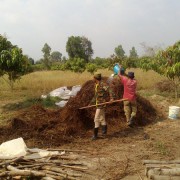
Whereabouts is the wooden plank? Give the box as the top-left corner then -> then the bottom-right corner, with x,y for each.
143,160 -> 180,165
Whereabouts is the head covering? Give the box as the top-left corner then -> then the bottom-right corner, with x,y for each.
94,73 -> 101,80
120,67 -> 125,75
128,72 -> 135,79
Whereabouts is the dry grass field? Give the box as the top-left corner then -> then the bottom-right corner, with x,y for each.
0,68 -> 166,102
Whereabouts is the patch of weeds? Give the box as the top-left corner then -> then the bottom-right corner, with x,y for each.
2,98 -> 42,111
155,141 -> 170,155
2,96 -> 61,112
41,95 -> 61,108
138,89 -> 157,97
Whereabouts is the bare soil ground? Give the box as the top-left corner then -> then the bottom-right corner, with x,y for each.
0,79 -> 179,179
58,95 -> 180,180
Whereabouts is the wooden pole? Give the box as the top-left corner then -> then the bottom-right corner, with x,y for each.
143,160 -> 180,165
79,98 -> 127,109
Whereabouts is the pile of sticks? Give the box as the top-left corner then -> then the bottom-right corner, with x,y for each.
0,149 -> 91,180
143,160 -> 180,180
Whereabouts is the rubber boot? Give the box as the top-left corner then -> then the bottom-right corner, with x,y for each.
92,128 -> 98,140
128,117 -> 134,127
102,125 -> 107,135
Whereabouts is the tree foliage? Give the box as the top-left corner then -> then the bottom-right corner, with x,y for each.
0,47 -> 31,89
51,51 -> 62,62
42,43 -> 51,70
92,57 -> 109,68
114,45 -> 125,58
69,58 -> 86,73
138,41 -> 180,99
66,36 -> 93,62
129,47 -> 138,58
86,63 -> 97,74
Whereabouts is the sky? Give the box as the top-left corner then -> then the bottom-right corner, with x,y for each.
0,0 -> 180,60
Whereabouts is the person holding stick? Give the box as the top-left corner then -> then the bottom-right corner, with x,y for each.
90,73 -> 114,140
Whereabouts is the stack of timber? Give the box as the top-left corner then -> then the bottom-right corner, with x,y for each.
143,160 -> 180,180
0,148 -> 93,180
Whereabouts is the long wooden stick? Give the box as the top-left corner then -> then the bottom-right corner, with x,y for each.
79,98 -> 127,109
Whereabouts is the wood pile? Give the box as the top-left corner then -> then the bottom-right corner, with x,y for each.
143,160 -> 180,180
0,148 -> 93,180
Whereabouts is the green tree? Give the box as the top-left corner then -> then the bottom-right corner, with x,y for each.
51,51 -> 62,62
69,58 -> 86,73
66,36 -> 93,62
129,47 -> 138,58
138,41 -> 180,99
114,45 -> 125,58
0,47 -> 30,89
42,43 -> 51,69
28,57 -> 35,65
0,34 -> 14,52
93,57 -> 109,68
86,63 -> 97,74
0,35 -> 13,77
81,36 -> 93,62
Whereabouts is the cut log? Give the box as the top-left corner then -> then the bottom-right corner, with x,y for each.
46,149 -> 86,153
61,164 -> 88,171
42,166 -> 82,177
17,163 -> 53,169
45,173 -> 64,180
145,165 -> 180,176
143,160 -> 180,165
0,156 -> 23,166
153,168 -> 180,176
149,175 -> 180,180
42,177 -> 56,180
146,164 -> 180,168
44,170 -> 77,180
5,165 -> 46,177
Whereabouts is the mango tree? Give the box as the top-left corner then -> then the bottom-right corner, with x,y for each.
138,41 -> 180,99
0,47 -> 30,90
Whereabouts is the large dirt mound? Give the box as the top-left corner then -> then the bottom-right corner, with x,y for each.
1,78 -> 157,147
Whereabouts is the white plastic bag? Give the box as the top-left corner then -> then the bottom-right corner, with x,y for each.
69,85 -> 81,96
55,100 -> 68,107
0,137 -> 27,159
49,86 -> 67,97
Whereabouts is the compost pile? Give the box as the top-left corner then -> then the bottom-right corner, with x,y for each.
1,78 -> 157,147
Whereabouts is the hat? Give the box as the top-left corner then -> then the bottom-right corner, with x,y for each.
94,73 -> 101,80
120,68 -> 125,75
128,72 -> 134,79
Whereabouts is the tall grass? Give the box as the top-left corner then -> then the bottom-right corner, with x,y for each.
0,69 -> 166,102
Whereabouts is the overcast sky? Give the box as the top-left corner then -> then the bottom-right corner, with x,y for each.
0,0 -> 180,60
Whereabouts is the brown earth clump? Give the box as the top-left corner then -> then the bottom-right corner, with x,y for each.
1,77 -> 157,147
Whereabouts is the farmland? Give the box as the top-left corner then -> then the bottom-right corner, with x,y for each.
0,69 -> 179,179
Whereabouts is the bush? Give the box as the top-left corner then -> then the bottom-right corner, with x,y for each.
155,80 -> 175,92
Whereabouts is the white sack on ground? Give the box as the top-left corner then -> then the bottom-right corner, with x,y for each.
68,85 -> 81,96
48,85 -> 81,99
41,85 -> 81,106
49,86 -> 68,97
0,137 -> 27,159
55,100 -> 68,107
